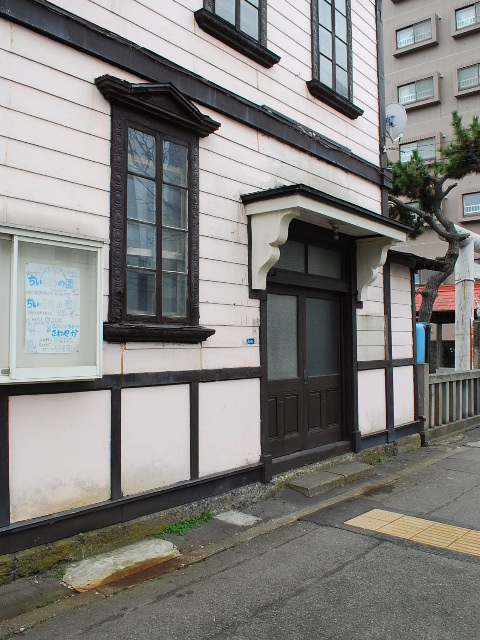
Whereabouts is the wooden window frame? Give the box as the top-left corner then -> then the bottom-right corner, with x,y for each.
307,0 -> 363,120
96,75 -> 219,343
195,0 -> 280,68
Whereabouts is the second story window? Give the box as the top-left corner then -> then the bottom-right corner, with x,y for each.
458,64 -> 480,90
400,138 -> 436,164
456,3 -> 480,30
463,192 -> 480,216
215,0 -> 259,40
398,77 -> 434,106
396,20 -> 432,49
307,0 -> 363,119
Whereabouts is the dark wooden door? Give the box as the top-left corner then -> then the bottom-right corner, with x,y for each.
267,287 -> 343,458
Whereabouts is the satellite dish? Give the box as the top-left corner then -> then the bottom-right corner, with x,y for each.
385,103 -> 407,143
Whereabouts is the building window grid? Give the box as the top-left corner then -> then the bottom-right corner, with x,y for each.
458,63 -> 480,90
398,77 -> 434,105
456,3 -> 480,30
399,138 -> 436,164
214,0 -> 260,40
463,192 -> 480,215
396,20 -> 432,49
318,0 -> 350,99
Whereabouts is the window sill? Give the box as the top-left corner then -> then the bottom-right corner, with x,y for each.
393,39 -> 438,57
103,323 -> 216,344
455,84 -> 480,99
194,9 -> 280,68
306,80 -> 363,120
402,96 -> 440,111
453,22 -> 480,39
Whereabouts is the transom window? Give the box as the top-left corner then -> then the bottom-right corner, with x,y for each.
400,138 -> 436,163
456,3 -> 480,30
214,0 -> 259,40
126,128 -> 189,320
458,64 -> 480,90
317,0 -> 349,98
396,20 -> 432,49
398,77 -> 434,105
463,192 -> 480,215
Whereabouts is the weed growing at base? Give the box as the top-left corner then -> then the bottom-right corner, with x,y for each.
156,512 -> 212,538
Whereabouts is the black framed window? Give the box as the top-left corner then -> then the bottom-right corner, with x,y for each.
194,0 -> 280,68
96,75 -> 220,343
307,0 -> 363,119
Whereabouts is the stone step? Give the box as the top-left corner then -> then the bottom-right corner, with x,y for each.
287,462 -> 375,498
63,539 -> 180,592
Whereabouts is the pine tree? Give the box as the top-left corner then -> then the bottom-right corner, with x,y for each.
388,112 -> 480,322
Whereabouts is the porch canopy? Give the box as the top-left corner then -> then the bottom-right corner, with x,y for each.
241,184 -> 410,301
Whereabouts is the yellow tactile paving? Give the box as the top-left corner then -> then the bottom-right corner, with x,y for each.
344,509 -> 480,557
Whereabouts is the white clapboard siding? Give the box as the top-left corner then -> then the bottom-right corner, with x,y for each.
200,281 -> 257,308
357,269 -> 385,361
201,325 -> 259,349
199,258 -> 249,286
200,215 -> 248,245
41,0 -> 380,164
200,236 -> 248,265
200,346 -> 260,370
199,302 -> 260,328
390,264 -> 413,360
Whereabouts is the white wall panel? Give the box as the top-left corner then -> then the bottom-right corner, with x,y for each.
357,269 -> 385,361
358,369 -> 387,435
393,366 -> 415,427
121,385 -> 190,495
199,378 -> 261,476
391,264 -> 413,360
9,391 -> 111,522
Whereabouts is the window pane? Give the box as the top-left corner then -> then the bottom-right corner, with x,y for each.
308,246 -> 342,278
215,0 -> 235,24
163,273 -> 187,318
459,65 -> 479,90
276,240 -> 305,272
335,38 -> 347,70
240,0 -> 259,39
128,128 -> 156,179
336,0 -> 346,16
163,142 -> 188,187
456,5 -> 476,29
319,0 -> 332,30
127,269 -> 156,316
418,138 -> 436,160
267,294 -> 298,380
306,298 -> 339,377
127,175 -> 156,223
335,10 -> 347,42
416,77 -> 434,101
319,26 -> 332,58
414,20 -> 432,43
397,26 -> 414,49
336,65 -> 348,97
477,3 -> 480,21
127,221 -> 156,269
320,55 -> 333,88
163,185 -> 188,230
162,229 -> 188,273
0,238 -> 10,371
400,141 -> 416,163
398,83 -> 415,104
464,193 -> 480,215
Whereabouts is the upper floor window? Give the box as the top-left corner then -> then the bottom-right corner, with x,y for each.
307,0 -> 363,119
194,1 -> 280,68
463,192 -> 480,216
456,3 -> 480,30
398,77 -> 434,106
396,20 -> 432,49
458,63 -> 480,90
96,75 -> 220,343
400,138 -> 436,163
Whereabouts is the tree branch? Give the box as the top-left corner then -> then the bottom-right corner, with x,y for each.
388,195 -> 453,241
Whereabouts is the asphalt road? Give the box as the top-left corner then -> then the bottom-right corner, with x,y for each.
13,440 -> 480,639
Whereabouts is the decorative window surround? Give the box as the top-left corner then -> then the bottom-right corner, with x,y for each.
453,2 -> 480,38
241,185 -> 408,300
393,15 -> 438,57
194,1 -> 280,68
96,75 -> 219,344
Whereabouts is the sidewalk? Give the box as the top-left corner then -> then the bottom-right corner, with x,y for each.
1,428 -> 479,638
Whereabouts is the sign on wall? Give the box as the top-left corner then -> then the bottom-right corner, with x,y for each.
25,263 -> 81,355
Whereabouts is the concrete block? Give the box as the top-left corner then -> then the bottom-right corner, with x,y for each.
287,471 -> 344,497
214,511 -> 260,527
327,462 -> 375,483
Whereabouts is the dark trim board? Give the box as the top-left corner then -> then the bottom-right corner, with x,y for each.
0,465 -> 263,555
0,0 -> 389,189
0,396 -> 9,528
360,420 -> 422,448
271,441 -> 352,475
110,385 -> 122,501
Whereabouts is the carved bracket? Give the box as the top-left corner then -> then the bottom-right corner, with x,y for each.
356,237 -> 397,302
248,209 -> 300,290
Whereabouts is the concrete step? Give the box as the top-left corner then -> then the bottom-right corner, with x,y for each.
287,462 -> 375,498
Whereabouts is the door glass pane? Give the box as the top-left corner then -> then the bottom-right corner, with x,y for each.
308,246 -> 342,278
276,240 -> 305,272
127,269 -> 156,315
267,294 -> 298,380
127,175 -> 156,223
128,128 -> 156,178
306,298 -> 339,377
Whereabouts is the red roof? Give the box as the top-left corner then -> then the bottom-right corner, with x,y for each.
415,283 -> 480,313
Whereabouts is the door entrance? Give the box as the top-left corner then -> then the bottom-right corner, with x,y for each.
267,286 -> 343,458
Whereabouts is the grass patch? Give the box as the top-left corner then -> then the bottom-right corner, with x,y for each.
54,568 -> 66,581
156,512 -> 212,538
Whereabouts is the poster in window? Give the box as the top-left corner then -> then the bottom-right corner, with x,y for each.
25,263 -> 81,354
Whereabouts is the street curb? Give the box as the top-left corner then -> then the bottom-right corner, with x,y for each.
0,445 -> 458,639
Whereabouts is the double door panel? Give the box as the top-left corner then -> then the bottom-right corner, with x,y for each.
267,288 -> 343,457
